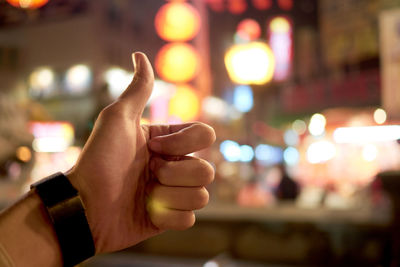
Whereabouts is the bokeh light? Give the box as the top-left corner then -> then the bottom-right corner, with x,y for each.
168,84 -> 200,122
29,67 -> 55,96
16,146 -> 32,162
225,42 -> 275,85
155,2 -> 201,42
104,67 -> 133,99
308,113 -> 326,136
240,145 -> 255,162
233,85 -> 253,113
277,0 -> 293,10
155,43 -> 200,83
306,140 -> 336,164
202,96 -> 229,120
252,0 -> 272,10
283,146 -> 299,166
284,129 -> 299,146
374,108 -> 387,124
228,0 -> 247,14
255,144 -> 283,165
6,0 -> 48,9
292,119 -> 307,135
333,125 -> 400,143
220,140 -> 241,162
237,19 -> 261,41
65,64 -> 91,93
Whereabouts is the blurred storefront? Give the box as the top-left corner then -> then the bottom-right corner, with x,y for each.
2,0 -> 400,266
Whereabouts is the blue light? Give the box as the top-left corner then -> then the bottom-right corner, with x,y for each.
240,145 -> 254,162
233,85 -> 253,113
220,140 -> 241,162
255,144 -> 283,165
283,146 -> 299,166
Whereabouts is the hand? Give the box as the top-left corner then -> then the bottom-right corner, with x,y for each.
67,53 -> 216,253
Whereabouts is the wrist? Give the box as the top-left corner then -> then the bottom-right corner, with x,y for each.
0,190 -> 63,267
32,172 -> 95,266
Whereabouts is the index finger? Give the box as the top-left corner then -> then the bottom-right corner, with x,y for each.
148,122 -> 216,156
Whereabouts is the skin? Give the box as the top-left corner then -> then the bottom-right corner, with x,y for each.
0,52 -> 216,266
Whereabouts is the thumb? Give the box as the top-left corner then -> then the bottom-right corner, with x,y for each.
118,52 -> 154,117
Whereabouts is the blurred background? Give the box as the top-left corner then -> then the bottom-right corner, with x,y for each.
1,0 -> 400,266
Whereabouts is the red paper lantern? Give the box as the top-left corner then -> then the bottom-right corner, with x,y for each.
155,2 -> 201,42
155,43 -> 200,83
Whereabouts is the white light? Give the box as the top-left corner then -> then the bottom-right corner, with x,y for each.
306,140 -> 336,164
65,64 -> 91,93
32,137 -> 70,153
220,140 -> 241,162
240,145 -> 254,162
29,67 -> 55,94
284,146 -> 299,166
147,80 -> 176,106
374,108 -> 387,124
255,144 -> 283,165
105,68 -> 133,99
202,96 -> 229,120
362,144 -> 378,162
284,129 -> 299,146
308,113 -> 326,136
333,125 -> 400,143
203,261 -> 219,267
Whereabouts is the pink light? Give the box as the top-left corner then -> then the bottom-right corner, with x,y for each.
268,16 -> 293,81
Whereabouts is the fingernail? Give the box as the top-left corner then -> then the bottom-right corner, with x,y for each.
149,140 -> 161,152
132,52 -> 140,70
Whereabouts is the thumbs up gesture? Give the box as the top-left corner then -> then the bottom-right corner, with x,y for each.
67,53 -> 216,253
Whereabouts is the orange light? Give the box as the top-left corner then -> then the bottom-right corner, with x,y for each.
169,84 -> 200,121
237,19 -> 261,41
252,0 -> 272,10
6,0 -> 48,9
155,43 -> 200,83
155,2 -> 201,42
278,0 -> 293,10
16,146 -> 32,162
225,42 -> 275,85
228,0 -> 247,14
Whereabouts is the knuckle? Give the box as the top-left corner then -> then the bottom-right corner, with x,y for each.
177,212 -> 195,230
196,159 -> 215,185
193,187 -> 209,209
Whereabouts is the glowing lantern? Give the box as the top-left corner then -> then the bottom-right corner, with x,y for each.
206,0 -> 224,12
268,16 -> 293,81
225,42 -> 275,85
237,19 -> 261,41
252,0 -> 272,10
278,0 -> 293,10
6,0 -> 48,9
155,2 -> 201,42
228,0 -> 247,14
168,84 -> 200,121
155,43 -> 200,83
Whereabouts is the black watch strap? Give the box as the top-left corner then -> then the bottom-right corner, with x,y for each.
31,172 -> 95,266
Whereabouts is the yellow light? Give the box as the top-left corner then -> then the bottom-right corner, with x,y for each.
155,2 -> 201,42
140,118 -> 150,125
155,43 -> 200,83
6,0 -> 48,9
16,146 -> 32,162
169,84 -> 200,121
269,17 -> 291,33
292,119 -> 307,135
373,108 -> 387,124
224,42 -> 275,85
29,67 -> 54,91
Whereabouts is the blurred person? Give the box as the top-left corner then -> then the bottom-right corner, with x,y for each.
0,53 -> 216,267
276,164 -> 299,201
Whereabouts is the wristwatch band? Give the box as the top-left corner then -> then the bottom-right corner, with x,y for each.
31,172 -> 95,266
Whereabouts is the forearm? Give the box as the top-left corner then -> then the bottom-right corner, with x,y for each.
0,190 -> 62,267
